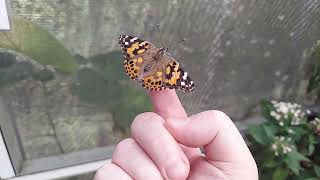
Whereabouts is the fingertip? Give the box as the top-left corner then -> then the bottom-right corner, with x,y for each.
165,111 -> 217,147
94,163 -> 132,180
149,89 -> 187,119
165,110 -> 233,148
165,158 -> 190,180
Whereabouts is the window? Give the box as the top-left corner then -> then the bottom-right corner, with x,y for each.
1,0 -> 320,179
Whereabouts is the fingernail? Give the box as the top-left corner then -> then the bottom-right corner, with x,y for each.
165,160 -> 188,179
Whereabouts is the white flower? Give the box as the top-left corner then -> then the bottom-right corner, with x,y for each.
270,111 -> 277,117
287,129 -> 294,134
269,100 -> 306,126
271,136 -> 295,156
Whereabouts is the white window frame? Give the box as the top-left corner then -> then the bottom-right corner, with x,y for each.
0,129 -> 15,178
0,0 -> 10,30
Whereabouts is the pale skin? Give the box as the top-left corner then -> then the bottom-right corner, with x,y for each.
94,89 -> 258,180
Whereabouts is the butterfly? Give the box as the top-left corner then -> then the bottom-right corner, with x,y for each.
118,35 -> 195,93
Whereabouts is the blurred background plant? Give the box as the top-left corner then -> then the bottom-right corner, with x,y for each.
71,51 -> 152,134
246,100 -> 320,180
305,40 -> 320,101
0,18 -> 151,137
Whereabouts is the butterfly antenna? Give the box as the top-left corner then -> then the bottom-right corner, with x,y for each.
164,38 -> 187,48
156,23 -> 163,47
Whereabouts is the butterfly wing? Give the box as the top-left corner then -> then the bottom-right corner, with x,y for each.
118,35 -> 195,93
119,35 -> 157,80
140,67 -> 165,91
163,55 -> 195,93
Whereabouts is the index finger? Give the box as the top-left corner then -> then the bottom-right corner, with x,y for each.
149,89 -> 187,119
149,89 -> 200,160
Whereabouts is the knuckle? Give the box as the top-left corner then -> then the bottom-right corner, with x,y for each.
207,110 -> 234,127
131,112 -> 163,135
112,138 -> 136,159
94,164 -> 113,180
208,110 -> 229,118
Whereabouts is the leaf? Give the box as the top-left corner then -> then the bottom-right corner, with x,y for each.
284,150 -> 309,175
314,165 -> 320,177
307,135 -> 315,155
260,100 -> 275,120
247,124 -> 270,145
307,42 -> 320,93
289,126 -> 308,141
263,157 -> 281,168
0,18 -> 78,73
272,167 -> 288,180
262,123 -> 278,140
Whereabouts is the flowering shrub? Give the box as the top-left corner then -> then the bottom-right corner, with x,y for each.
247,100 -> 320,180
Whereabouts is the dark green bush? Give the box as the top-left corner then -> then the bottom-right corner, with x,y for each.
247,100 -> 320,180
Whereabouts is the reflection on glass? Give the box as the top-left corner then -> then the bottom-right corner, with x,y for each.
0,0 -> 152,175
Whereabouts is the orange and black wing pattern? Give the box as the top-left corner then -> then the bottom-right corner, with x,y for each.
119,35 -> 154,80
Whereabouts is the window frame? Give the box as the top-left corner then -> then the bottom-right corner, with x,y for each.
0,0 -> 10,30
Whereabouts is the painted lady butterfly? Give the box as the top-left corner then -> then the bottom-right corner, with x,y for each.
118,35 -> 195,93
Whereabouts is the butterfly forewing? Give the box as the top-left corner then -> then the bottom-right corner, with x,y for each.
119,35 -> 157,79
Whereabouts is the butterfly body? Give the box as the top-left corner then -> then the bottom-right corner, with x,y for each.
119,35 -> 194,93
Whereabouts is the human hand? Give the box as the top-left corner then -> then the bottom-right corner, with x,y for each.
94,89 -> 258,180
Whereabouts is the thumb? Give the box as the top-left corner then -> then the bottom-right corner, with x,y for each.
165,110 -> 254,162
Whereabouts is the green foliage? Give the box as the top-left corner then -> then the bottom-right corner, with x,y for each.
71,68 -> 121,106
248,122 -> 277,145
314,165 -> 320,177
306,40 -> 320,93
72,51 -> 152,132
284,150 -> 309,175
272,167 -> 288,180
90,52 -> 127,81
0,51 -> 55,87
0,18 -> 78,73
247,100 -> 320,179
112,88 -> 152,132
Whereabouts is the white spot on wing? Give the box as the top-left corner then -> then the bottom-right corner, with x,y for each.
183,72 -> 188,80
130,37 -> 138,42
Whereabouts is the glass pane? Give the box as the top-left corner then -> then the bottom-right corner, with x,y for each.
1,0 -> 319,178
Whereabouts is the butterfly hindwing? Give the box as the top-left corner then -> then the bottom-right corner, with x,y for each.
140,71 -> 165,91
123,57 -> 144,79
